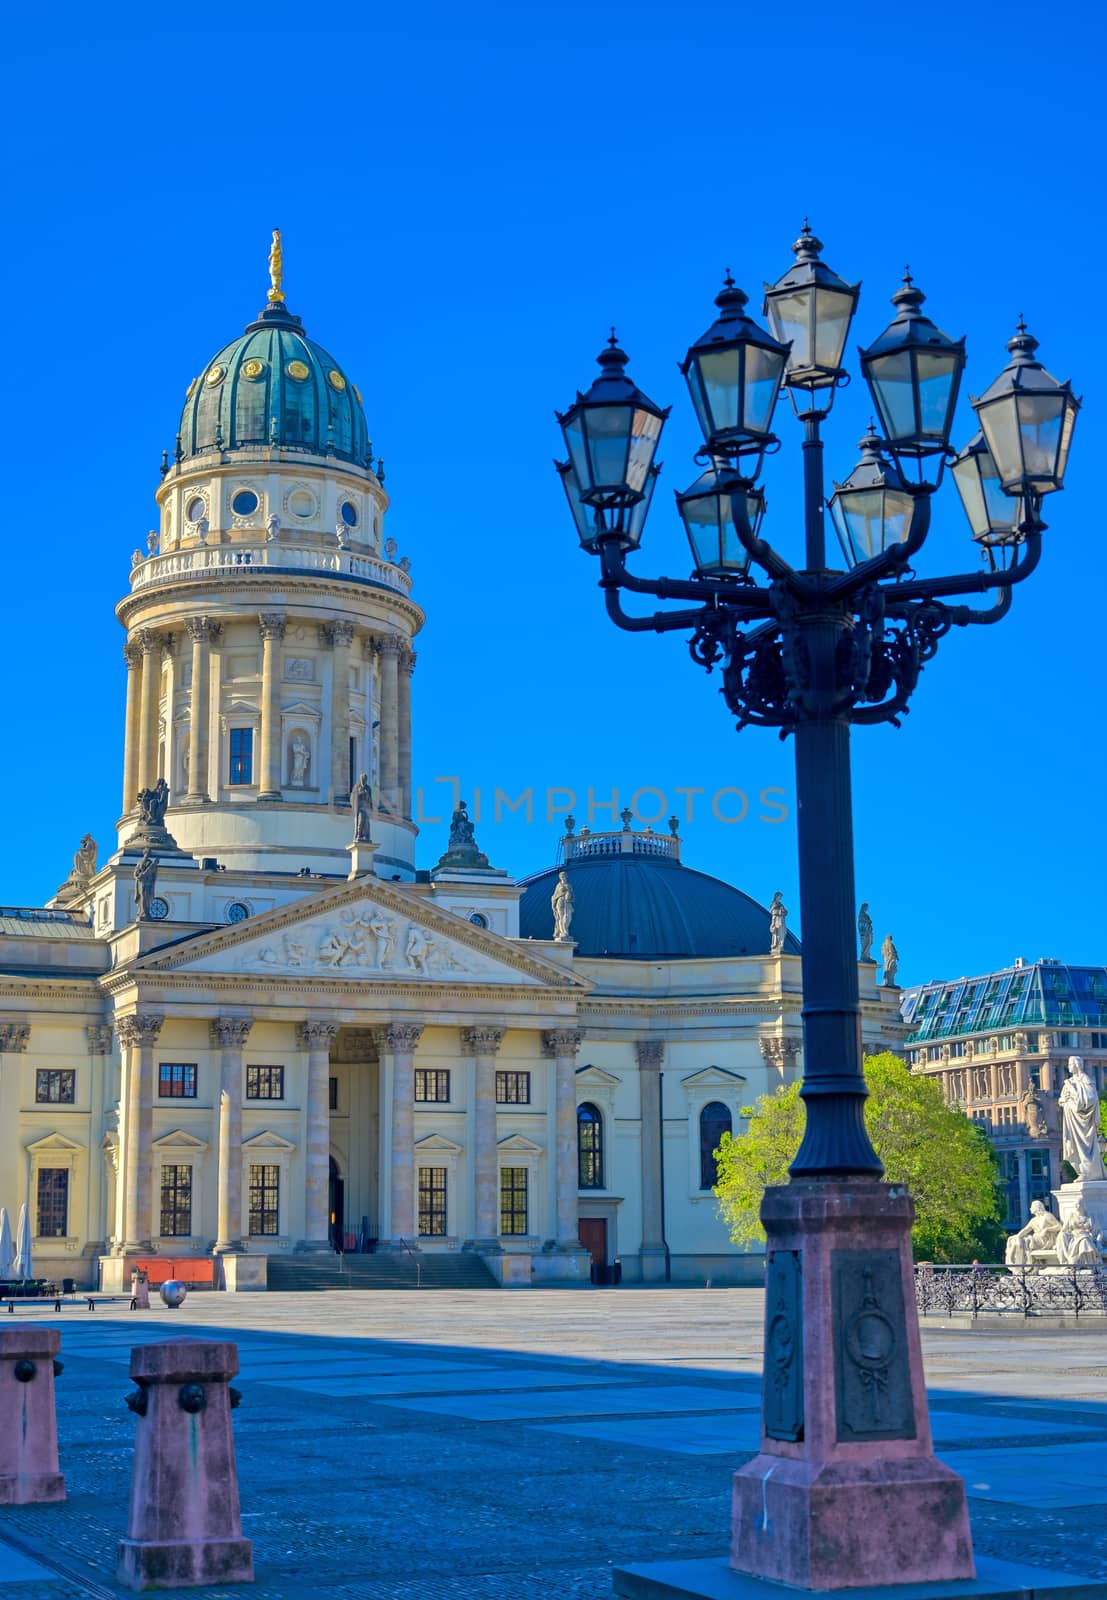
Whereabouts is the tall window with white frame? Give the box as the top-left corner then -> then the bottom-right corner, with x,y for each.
699,1101 -> 733,1189
229,727 -> 254,785
418,1167 -> 447,1237
36,1168 -> 68,1238
249,1164 -> 279,1236
160,1165 -> 193,1237
577,1103 -> 604,1189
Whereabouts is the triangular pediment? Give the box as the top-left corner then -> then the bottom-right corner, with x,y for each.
282,700 -> 320,718
681,1067 -> 747,1090
25,1132 -> 84,1155
152,1129 -> 209,1152
242,1130 -> 296,1152
575,1065 -> 621,1088
414,1132 -> 463,1155
133,875 -> 589,991
497,1132 -> 543,1155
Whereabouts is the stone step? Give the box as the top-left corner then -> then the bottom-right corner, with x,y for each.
266,1253 -> 498,1291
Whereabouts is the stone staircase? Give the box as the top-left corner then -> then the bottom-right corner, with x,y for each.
266,1251 -> 498,1292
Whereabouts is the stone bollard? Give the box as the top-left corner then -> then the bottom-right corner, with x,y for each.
0,1326 -> 65,1504
130,1271 -> 150,1311
118,1340 -> 253,1590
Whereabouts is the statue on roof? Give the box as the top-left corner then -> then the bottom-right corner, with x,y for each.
1059,1056 -> 1107,1181
137,778 -> 169,828
881,934 -> 900,987
552,870 -> 575,943
433,799 -> 493,873
268,227 -> 285,304
134,851 -> 158,920
350,773 -> 373,843
449,801 -> 476,850
769,892 -> 788,955
857,902 -> 874,962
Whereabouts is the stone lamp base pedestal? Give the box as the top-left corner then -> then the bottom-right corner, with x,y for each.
732,1180 -> 973,1592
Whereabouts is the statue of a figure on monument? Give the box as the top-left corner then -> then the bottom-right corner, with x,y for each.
449,800 -> 476,850
73,834 -> 97,881
350,773 -> 373,842
857,902 -> 874,961
1055,1199 -> 1100,1266
134,851 -> 158,920
1003,1200 -> 1061,1267
769,892 -> 787,955
1020,1083 -> 1049,1139
137,777 -> 169,827
290,735 -> 310,787
432,798 -> 494,873
552,870 -> 575,942
1058,1055 -> 1107,1180
881,933 -> 900,987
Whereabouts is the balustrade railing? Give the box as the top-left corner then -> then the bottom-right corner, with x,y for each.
564,829 -> 680,862
130,543 -> 411,597
915,1262 -> 1107,1317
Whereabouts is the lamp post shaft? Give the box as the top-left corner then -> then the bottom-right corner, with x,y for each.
802,414 -> 826,570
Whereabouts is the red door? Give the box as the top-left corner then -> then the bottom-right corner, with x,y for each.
578,1217 -> 608,1266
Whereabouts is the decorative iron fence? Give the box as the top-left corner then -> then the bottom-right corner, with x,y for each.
915,1262 -> 1107,1318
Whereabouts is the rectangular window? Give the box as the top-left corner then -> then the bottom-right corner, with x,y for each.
418,1167 -> 447,1236
329,1076 -> 338,1111
1092,1032 -> 1107,1049
36,1168 -> 68,1238
414,1069 -> 450,1103
35,1069 -> 76,1104
495,1070 -> 531,1104
349,736 -> 358,795
159,1164 -> 193,1237
499,1167 -> 528,1235
248,1164 -> 279,1236
229,727 -> 254,785
246,1065 -> 285,1100
158,1063 -> 197,1099
948,1042 -> 965,1059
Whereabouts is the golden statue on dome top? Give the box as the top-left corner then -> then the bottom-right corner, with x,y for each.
267,228 -> 285,304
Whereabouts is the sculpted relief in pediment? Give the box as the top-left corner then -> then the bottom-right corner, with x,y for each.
250,906 -> 490,980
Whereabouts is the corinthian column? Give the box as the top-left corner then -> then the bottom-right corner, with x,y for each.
185,617 -> 220,804
542,1028 -> 583,1249
320,622 -> 356,807
137,630 -> 166,791
376,1022 -> 424,1247
397,649 -> 416,820
121,641 -> 144,814
257,612 -> 286,801
463,1026 -> 505,1251
376,635 -> 402,813
296,1019 -> 339,1250
636,1039 -> 667,1282
211,1016 -> 253,1253
117,1014 -> 163,1251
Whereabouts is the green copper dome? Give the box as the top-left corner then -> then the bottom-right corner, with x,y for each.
177,301 -> 371,467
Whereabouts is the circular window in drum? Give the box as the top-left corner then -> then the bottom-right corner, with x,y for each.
232,489 -> 259,517
227,901 -> 250,924
288,489 -> 315,518
341,500 -> 359,528
468,912 -> 489,929
186,497 -> 206,524
148,896 -> 170,921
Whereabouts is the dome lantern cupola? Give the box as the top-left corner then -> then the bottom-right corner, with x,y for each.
177,230 -> 372,467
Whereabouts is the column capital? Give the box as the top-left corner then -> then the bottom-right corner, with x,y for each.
117,1014 -> 164,1049
124,640 -> 144,669
374,633 -> 405,658
541,1028 -> 583,1060
139,628 -> 167,656
0,1023 -> 30,1054
319,621 -> 356,649
297,1019 -> 340,1050
258,611 -> 286,642
462,1025 -> 505,1056
185,615 -> 221,644
635,1039 -> 665,1070
86,1024 -> 113,1056
759,1034 -> 802,1064
377,1022 -> 425,1053
401,649 -> 417,675
210,1016 -> 254,1050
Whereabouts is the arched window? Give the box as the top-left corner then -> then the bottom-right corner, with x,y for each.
699,1101 -> 732,1190
577,1102 -> 604,1189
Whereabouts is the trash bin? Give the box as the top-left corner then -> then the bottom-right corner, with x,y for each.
62,1278 -> 75,1295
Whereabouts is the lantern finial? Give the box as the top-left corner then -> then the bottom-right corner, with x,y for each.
1006,318 -> 1039,361
792,221 -> 823,262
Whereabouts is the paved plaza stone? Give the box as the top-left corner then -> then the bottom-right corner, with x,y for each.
0,1289 -> 1104,1597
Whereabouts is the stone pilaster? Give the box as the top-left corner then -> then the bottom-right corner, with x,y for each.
211,1017 -> 253,1254
759,1034 -> 803,1085
86,1025 -> 112,1056
184,618 -> 220,804
375,635 -> 403,813
0,1024 -> 30,1054
462,1026 -> 506,1251
117,1014 -> 163,1251
636,1039 -> 667,1280
542,1028 -> 583,1249
295,1020 -> 339,1250
397,649 -> 416,820
137,630 -> 166,792
257,613 -> 286,801
376,1022 -> 424,1247
320,622 -> 356,807
121,641 -> 144,814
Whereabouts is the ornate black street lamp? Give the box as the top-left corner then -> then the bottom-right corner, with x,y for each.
555,229 -> 1079,1593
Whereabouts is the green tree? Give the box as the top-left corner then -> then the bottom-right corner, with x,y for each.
712,1051 -> 1004,1262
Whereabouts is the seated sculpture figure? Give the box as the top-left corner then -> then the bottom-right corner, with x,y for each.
1056,1199 -> 1101,1267
1004,1200 -> 1061,1268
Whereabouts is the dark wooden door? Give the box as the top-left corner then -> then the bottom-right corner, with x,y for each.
578,1217 -> 607,1265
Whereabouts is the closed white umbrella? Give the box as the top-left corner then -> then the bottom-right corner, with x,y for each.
14,1203 -> 31,1282
0,1208 -> 12,1280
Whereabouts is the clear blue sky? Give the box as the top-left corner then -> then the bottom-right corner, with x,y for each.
3,0 -> 1103,985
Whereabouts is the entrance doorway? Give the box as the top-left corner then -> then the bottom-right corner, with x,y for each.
578,1216 -> 607,1266
329,1156 -> 345,1251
